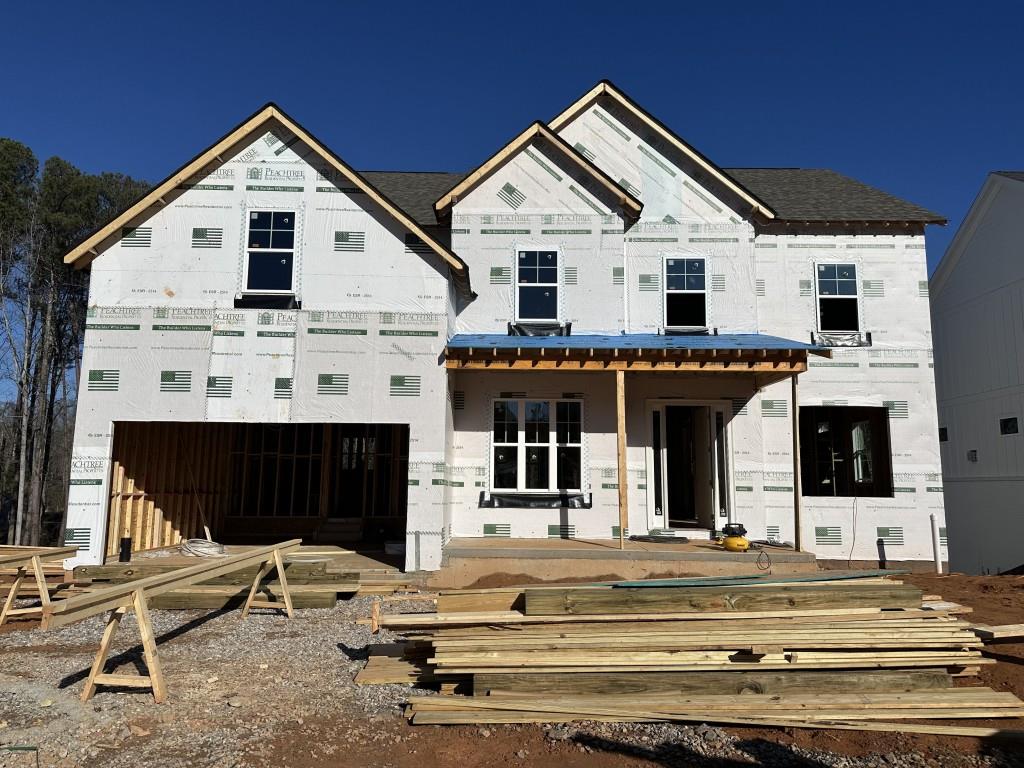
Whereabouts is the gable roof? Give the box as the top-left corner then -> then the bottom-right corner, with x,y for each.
724,168 -> 945,224
63,103 -> 472,295
433,121 -> 643,220
549,80 -> 777,221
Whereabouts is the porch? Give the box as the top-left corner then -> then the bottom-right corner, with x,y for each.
444,332 -> 832,557
432,535 -> 818,588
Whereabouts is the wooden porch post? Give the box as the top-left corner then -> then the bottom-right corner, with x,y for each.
615,370 -> 627,550
791,372 -> 802,552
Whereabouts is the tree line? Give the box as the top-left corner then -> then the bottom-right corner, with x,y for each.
1,138 -> 149,546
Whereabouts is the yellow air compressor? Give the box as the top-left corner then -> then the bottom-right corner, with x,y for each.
720,523 -> 750,553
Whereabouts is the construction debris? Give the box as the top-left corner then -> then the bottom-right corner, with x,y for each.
360,570 -> 1024,738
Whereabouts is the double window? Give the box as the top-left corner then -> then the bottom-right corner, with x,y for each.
246,211 -> 295,292
516,250 -> 558,322
799,406 -> 893,497
816,263 -> 859,333
492,399 -> 582,492
664,256 -> 707,330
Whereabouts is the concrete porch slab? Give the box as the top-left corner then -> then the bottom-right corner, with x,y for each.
432,537 -> 819,589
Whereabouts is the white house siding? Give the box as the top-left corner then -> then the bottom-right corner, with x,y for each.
67,127 -> 451,569
932,175 -> 1024,573
755,232 -> 945,562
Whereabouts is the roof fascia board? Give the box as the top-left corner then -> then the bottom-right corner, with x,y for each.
63,105 -> 471,295
929,173 -> 1005,299
434,121 -> 642,220
549,81 -> 777,220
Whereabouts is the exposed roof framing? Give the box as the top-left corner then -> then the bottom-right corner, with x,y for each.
434,121 -> 643,221
549,80 -> 776,221
62,104 -> 472,295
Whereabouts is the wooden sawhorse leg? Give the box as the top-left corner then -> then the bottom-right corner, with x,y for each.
0,556 -> 52,626
81,590 -> 167,703
241,549 -> 294,619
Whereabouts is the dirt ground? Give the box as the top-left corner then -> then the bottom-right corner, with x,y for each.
1,574 -> 1023,767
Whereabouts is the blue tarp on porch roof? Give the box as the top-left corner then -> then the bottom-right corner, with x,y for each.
446,333 -> 828,354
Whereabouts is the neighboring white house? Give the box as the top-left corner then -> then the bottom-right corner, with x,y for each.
931,171 -> 1024,574
62,81 -> 948,572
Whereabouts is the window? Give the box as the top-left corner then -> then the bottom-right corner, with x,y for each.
246,211 -> 295,292
1000,417 -> 1019,436
800,406 -> 893,497
816,263 -> 859,332
517,250 -> 558,321
492,399 -> 582,492
664,257 -> 706,330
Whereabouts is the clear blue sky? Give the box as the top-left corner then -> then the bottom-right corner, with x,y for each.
3,1 -> 1022,270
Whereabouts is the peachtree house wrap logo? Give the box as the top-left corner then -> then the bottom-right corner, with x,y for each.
152,307 -> 213,331
70,457 -> 105,485
85,306 -> 142,331
257,311 -> 296,337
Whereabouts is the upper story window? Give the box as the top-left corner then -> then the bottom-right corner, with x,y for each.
816,263 -> 859,332
246,211 -> 295,292
492,399 -> 583,492
517,250 -> 558,322
664,256 -> 707,331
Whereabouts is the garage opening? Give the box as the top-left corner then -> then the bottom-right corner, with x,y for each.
105,422 -> 408,559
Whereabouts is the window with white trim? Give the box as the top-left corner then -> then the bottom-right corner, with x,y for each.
245,211 -> 295,292
816,263 -> 859,332
664,256 -> 707,330
492,399 -> 582,492
516,250 -> 558,321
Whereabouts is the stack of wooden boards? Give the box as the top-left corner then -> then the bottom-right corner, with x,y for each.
361,571 -> 1024,737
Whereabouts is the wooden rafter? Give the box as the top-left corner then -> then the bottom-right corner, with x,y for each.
434,121 -> 643,220
62,104 -> 469,288
548,80 -> 776,220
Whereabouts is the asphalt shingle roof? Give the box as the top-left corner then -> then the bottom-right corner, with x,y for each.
359,168 -> 944,226
723,168 -> 944,223
361,171 -> 465,226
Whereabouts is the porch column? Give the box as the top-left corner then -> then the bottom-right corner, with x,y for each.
615,369 -> 627,550
791,373 -> 802,552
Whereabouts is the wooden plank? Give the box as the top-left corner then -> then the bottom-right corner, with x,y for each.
473,669 -> 953,697
524,584 -> 923,616
42,539 -> 302,628
403,696 -> 1024,738
0,546 -> 79,568
972,623 -> 1024,641
378,607 -> 946,630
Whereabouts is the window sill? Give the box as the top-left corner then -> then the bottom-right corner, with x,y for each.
234,292 -> 301,310
812,331 -> 871,347
479,491 -> 591,509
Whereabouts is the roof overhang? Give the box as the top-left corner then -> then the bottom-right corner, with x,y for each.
445,333 -> 830,386
434,121 -> 643,222
63,104 -> 473,297
548,80 -> 777,222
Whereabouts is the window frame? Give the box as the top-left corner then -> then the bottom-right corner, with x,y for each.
490,397 -> 584,494
814,262 -> 861,334
663,254 -> 708,332
243,209 -> 297,294
799,405 -> 893,498
514,248 -> 561,324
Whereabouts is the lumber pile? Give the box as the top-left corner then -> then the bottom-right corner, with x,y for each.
362,571 -> 1024,737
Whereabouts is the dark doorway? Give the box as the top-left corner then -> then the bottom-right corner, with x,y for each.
665,406 -> 697,526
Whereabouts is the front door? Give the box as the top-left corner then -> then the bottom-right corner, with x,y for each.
650,403 -> 732,530
665,406 -> 697,525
